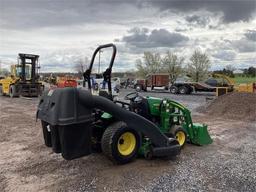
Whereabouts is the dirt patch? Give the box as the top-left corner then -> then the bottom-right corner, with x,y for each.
198,92 -> 256,121
0,175 -> 7,192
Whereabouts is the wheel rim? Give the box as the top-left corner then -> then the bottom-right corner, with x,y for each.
117,132 -> 136,156
176,131 -> 186,146
180,88 -> 185,94
171,88 -> 176,93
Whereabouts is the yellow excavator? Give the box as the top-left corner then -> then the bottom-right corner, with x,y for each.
0,53 -> 43,97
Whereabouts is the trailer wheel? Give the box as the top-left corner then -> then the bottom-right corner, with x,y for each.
178,86 -> 188,94
135,84 -> 142,92
170,86 -> 178,94
171,127 -> 187,148
101,121 -> 140,164
9,85 -> 18,98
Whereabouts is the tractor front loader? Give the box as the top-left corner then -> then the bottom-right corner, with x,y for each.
37,44 -> 212,164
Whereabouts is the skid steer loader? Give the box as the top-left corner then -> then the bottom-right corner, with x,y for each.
37,44 -> 212,164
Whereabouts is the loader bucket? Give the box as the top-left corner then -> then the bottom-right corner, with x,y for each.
190,123 -> 213,145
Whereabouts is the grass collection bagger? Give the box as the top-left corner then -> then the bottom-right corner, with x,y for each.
37,44 -> 212,164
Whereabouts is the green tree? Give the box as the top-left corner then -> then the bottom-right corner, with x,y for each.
136,51 -> 162,78
247,66 -> 256,77
187,50 -> 211,82
162,51 -> 184,84
224,64 -> 235,78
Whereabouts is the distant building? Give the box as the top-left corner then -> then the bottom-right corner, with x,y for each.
233,69 -> 244,74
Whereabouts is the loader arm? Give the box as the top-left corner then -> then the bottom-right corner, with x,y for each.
167,100 -> 195,141
165,99 -> 212,145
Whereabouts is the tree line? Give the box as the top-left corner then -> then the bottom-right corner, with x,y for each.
136,50 -> 211,83
214,66 -> 256,78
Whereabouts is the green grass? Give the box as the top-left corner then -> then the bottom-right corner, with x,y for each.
232,76 -> 256,84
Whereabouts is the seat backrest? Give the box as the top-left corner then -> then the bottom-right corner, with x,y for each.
136,98 -> 151,120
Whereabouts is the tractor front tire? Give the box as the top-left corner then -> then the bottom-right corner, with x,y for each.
101,121 -> 140,164
171,127 -> 187,148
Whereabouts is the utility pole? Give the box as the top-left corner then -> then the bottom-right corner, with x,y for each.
98,50 -> 103,74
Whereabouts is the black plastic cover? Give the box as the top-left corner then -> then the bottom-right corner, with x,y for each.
37,88 -> 93,126
41,120 -> 92,159
37,88 -> 94,160
57,123 -> 92,159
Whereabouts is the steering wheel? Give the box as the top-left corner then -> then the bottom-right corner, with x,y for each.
124,92 -> 139,101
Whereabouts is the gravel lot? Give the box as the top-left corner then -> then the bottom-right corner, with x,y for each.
0,89 -> 255,192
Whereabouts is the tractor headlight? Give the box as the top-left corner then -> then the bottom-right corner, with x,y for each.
163,100 -> 167,105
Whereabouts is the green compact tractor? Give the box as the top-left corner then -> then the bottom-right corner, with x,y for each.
37,44 -> 212,164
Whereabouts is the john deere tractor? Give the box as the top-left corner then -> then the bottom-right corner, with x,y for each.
37,44 -> 212,164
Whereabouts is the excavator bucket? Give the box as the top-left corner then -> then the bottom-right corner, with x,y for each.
190,123 -> 213,145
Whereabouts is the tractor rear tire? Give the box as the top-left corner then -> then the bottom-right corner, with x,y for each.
9,85 -> 18,98
101,121 -> 140,164
170,127 -> 187,148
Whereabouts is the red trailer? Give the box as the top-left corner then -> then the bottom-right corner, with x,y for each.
134,73 -> 170,91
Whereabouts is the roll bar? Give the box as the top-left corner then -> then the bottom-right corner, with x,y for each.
83,43 -> 117,97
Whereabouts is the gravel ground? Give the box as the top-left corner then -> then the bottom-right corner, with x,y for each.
0,89 -> 255,192
147,116 -> 256,192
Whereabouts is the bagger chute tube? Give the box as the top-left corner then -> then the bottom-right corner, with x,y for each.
37,43 -> 212,164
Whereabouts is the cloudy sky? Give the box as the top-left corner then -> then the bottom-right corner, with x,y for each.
0,0 -> 255,72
